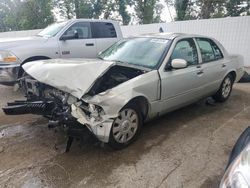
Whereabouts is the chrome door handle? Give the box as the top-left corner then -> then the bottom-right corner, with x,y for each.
197,70 -> 204,75
86,43 -> 94,46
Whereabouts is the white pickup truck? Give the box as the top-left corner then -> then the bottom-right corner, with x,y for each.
0,19 -> 123,85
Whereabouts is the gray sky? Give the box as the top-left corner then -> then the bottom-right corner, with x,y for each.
159,0 -> 176,22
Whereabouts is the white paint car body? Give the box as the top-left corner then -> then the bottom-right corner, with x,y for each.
0,19 -> 122,85
4,33 -> 245,149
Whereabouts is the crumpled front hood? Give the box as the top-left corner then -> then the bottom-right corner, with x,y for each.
0,36 -> 47,50
22,58 -> 115,99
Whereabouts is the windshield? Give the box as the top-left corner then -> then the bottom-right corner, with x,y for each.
98,38 -> 170,69
37,21 -> 68,37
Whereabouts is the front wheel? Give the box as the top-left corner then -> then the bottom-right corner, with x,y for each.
108,104 -> 142,149
212,74 -> 233,102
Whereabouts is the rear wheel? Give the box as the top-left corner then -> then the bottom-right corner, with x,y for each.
212,74 -> 233,102
108,104 -> 142,149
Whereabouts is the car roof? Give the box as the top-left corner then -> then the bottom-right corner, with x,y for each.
138,32 -> 210,40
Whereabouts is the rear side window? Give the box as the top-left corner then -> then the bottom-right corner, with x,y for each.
210,40 -> 223,60
91,22 -> 117,38
196,38 -> 223,63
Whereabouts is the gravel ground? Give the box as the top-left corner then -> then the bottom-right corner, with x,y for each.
0,83 -> 250,188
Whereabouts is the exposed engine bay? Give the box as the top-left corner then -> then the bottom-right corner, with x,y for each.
2,64 -> 146,151
88,65 -> 145,96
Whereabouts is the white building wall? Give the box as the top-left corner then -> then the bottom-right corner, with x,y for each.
121,23 -> 166,37
164,17 -> 250,67
0,16 -> 249,66
0,29 -> 41,38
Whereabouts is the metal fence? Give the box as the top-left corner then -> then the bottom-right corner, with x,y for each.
0,16 -> 249,66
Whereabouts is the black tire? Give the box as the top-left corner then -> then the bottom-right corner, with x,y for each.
108,103 -> 142,150
226,126 -> 250,169
212,74 -> 233,102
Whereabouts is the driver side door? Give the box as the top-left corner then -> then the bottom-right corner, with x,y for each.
58,22 -> 96,58
159,38 -> 205,114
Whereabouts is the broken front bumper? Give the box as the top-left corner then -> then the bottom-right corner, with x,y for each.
3,100 -> 55,115
0,63 -> 20,85
2,100 -> 114,143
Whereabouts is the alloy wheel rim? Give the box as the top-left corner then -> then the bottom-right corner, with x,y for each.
112,109 -> 139,144
222,77 -> 232,98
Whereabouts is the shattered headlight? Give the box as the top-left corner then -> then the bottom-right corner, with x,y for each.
220,144 -> 250,188
89,104 -> 105,117
0,51 -> 19,63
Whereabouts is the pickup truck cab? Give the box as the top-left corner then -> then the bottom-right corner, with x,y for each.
0,19 -> 122,85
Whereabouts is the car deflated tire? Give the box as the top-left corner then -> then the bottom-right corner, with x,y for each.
213,74 -> 234,102
108,104 -> 142,149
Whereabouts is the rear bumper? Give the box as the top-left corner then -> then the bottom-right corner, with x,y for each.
0,63 -> 20,85
235,67 -> 245,82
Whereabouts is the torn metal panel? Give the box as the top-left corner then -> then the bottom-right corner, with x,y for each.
69,70 -> 160,142
82,70 -> 160,118
71,103 -> 114,142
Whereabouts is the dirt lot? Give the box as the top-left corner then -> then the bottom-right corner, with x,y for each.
0,83 -> 250,188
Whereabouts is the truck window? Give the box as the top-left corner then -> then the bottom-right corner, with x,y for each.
91,22 -> 117,38
63,22 -> 91,39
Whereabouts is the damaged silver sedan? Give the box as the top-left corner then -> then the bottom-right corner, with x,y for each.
3,33 -> 244,149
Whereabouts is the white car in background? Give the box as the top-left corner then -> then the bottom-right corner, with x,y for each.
3,33 -> 245,150
0,19 -> 123,85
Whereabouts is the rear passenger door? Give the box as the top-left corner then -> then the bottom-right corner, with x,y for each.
58,22 -> 97,58
195,38 -> 227,94
91,22 -> 119,53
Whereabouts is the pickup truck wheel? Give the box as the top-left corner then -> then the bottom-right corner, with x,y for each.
108,104 -> 142,150
212,74 -> 233,102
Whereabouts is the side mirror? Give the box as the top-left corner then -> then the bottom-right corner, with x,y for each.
98,51 -> 103,56
171,59 -> 188,69
60,30 -> 78,41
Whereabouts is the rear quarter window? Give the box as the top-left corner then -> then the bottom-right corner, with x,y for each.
91,22 -> 117,38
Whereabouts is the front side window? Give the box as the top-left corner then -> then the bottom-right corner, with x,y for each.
196,38 -> 223,62
92,22 -> 117,38
99,38 -> 170,69
63,22 -> 91,39
170,38 -> 198,66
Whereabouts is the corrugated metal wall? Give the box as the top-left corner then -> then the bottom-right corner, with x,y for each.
0,16 -> 249,66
